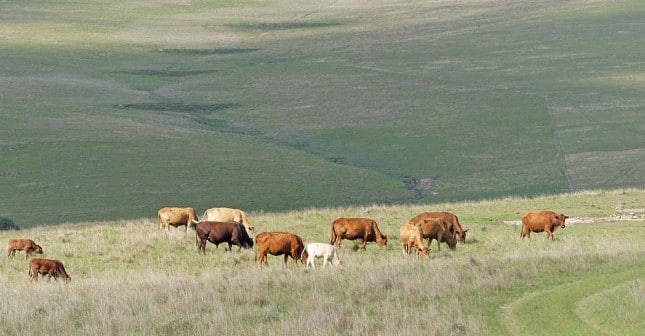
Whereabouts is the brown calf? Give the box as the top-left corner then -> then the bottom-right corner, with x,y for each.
29,258 -> 71,283
7,239 -> 43,259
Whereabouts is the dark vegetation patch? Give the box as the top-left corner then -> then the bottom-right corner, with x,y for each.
115,69 -> 220,77
156,48 -> 260,55
401,176 -> 439,199
114,102 -> 236,115
113,102 -> 262,136
0,217 -> 19,231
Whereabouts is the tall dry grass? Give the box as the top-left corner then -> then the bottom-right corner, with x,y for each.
0,189 -> 643,335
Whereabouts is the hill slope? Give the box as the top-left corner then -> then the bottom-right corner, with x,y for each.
1,0 -> 643,227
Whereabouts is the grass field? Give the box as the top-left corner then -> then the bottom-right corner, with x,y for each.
1,1 -> 644,228
0,189 -> 643,335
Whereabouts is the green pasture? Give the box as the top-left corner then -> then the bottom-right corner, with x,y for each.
0,190 -> 643,335
1,0 -> 644,227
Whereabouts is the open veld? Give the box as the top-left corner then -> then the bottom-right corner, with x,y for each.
1,0 -> 644,228
0,189 -> 643,335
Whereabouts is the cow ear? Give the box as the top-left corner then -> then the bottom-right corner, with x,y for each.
463,229 -> 469,233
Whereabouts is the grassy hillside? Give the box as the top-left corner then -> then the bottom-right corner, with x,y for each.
0,189 -> 643,335
1,0 -> 644,228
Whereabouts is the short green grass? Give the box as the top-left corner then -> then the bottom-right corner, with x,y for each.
1,0 -> 644,228
0,189 -> 643,335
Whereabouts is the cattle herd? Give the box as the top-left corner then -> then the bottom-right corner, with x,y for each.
7,207 -> 570,282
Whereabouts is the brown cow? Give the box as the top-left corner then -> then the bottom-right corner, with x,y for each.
201,207 -> 254,234
521,211 -> 569,240
157,207 -> 199,232
7,239 -> 43,259
255,232 -> 304,268
407,211 -> 468,243
400,224 -> 429,258
29,258 -> 71,283
329,217 -> 388,249
195,221 -> 253,253
411,217 -> 457,251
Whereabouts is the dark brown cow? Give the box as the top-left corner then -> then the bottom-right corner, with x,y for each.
407,212 -> 468,243
521,211 -> 569,240
329,217 -> 388,249
411,217 -> 457,251
201,207 -> 254,234
255,232 -> 304,268
7,239 -> 43,259
29,258 -> 71,283
157,207 -> 199,232
195,221 -> 253,254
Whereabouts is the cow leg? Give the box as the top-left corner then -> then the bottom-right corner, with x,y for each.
292,254 -> 299,269
257,251 -> 267,267
308,256 -> 315,269
546,229 -> 553,240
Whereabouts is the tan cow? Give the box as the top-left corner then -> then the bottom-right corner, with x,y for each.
200,207 -> 254,233
157,207 -> 198,232
521,211 -> 569,240
29,258 -> 71,283
329,218 -> 388,249
410,217 -> 457,251
255,232 -> 304,268
399,224 -> 429,258
407,211 -> 468,243
7,239 -> 43,259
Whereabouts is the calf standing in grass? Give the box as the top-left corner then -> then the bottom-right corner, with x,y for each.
521,210 -> 569,240
29,258 -> 71,283
302,243 -> 340,269
399,224 -> 429,258
7,239 -> 43,259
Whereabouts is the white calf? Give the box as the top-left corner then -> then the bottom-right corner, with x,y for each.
303,243 -> 340,269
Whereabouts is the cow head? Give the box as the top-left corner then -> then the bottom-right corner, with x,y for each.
457,229 -> 468,244
300,250 -> 309,264
557,214 -> 569,228
377,235 -> 388,246
34,244 -> 44,254
444,234 -> 458,250
417,247 -> 430,259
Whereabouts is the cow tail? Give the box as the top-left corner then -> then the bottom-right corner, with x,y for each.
329,228 -> 336,245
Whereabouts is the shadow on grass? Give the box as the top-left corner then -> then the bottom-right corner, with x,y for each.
115,69 -> 220,77
157,48 -> 260,55
227,21 -> 342,32
114,102 -> 237,115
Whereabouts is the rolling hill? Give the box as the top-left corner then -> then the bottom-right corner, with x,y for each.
1,0 -> 643,228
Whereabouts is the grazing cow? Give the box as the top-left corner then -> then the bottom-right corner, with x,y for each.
521,211 -> 569,240
302,243 -> 341,268
195,221 -> 254,254
157,207 -> 198,232
255,232 -> 304,268
7,239 -> 43,259
29,258 -> 71,283
407,211 -> 468,243
411,217 -> 457,251
399,224 -> 429,258
329,217 -> 388,249
201,207 -> 254,234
